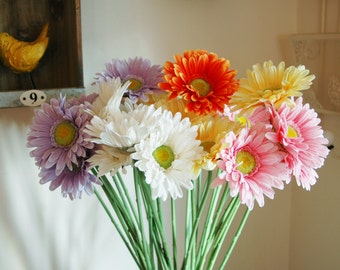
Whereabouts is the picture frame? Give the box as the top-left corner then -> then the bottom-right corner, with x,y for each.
290,33 -> 340,115
0,0 -> 84,108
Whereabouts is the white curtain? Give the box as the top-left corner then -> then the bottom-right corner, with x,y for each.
0,107 -> 137,270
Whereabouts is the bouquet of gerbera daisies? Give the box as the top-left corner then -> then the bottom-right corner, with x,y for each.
27,50 -> 329,269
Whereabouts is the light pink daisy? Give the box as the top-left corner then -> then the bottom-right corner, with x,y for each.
265,97 -> 329,190
212,123 -> 289,210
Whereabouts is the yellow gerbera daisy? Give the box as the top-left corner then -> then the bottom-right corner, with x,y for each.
192,114 -> 243,174
229,61 -> 315,114
150,93 -> 200,123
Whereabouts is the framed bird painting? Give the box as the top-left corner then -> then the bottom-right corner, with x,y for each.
0,0 -> 84,108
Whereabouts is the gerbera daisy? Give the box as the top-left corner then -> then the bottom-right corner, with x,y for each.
229,61 -> 315,114
39,159 -> 101,200
265,97 -> 329,190
192,114 -> 243,172
90,77 -> 129,117
27,94 -> 101,198
93,57 -> 164,103
85,85 -> 164,175
27,95 -> 95,176
131,111 -> 203,201
212,123 -> 289,210
159,49 -> 239,116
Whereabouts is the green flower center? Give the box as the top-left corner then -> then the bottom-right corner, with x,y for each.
152,145 -> 175,169
124,78 -> 144,92
54,120 -> 77,147
287,125 -> 298,138
190,78 -> 211,96
236,150 -> 256,175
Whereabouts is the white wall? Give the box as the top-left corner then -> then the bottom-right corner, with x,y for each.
289,1 -> 340,269
2,0 -> 337,270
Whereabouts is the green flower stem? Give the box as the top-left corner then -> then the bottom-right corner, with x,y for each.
133,167 -> 152,270
196,184 -> 230,268
93,188 -> 141,269
96,173 -> 146,268
206,196 -> 241,270
115,171 -> 140,226
184,187 -> 193,266
148,207 -> 156,269
195,185 -> 222,269
157,199 -> 164,231
136,168 -> 173,270
189,183 -> 197,268
101,175 -> 138,240
218,207 -> 250,270
181,171 -> 213,270
171,198 -> 177,270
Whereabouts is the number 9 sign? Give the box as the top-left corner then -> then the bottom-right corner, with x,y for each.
20,90 -> 47,107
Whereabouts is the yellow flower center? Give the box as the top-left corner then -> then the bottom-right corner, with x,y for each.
201,141 -> 215,153
54,121 -> 77,147
152,145 -> 175,169
124,78 -> 144,91
287,125 -> 298,138
236,115 -> 248,126
190,78 -> 211,96
236,150 -> 256,175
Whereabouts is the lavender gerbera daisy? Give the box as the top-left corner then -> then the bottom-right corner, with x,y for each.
39,158 -> 101,200
27,94 -> 100,198
93,57 -> 164,102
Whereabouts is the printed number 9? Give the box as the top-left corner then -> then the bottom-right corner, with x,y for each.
30,92 -> 38,103
20,90 -> 47,107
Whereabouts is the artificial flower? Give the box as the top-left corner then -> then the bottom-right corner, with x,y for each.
89,77 -> 129,117
27,94 -> 101,198
27,95 -> 95,176
93,57 -> 164,103
86,80 -> 165,175
265,97 -> 329,190
132,111 -> 203,201
212,123 -> 289,210
39,159 -> 100,200
193,114 -> 243,172
159,49 -> 239,115
26,51 -> 330,270
229,61 -> 315,114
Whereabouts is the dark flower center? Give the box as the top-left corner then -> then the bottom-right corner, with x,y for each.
53,120 -> 77,147
123,76 -> 144,92
152,145 -> 175,169
201,141 -> 215,152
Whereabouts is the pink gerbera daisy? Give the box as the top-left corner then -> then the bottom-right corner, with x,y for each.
266,97 -> 329,190
212,123 -> 289,210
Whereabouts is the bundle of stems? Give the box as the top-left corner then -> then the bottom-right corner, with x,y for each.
92,167 -> 250,270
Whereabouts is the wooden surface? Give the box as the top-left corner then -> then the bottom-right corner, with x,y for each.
0,0 -> 83,92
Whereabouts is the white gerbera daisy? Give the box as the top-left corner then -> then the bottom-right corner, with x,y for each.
131,111 -> 203,201
90,78 -> 128,116
86,100 -> 164,175
87,145 -> 132,176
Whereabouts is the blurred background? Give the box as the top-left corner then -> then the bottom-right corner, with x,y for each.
0,0 -> 339,269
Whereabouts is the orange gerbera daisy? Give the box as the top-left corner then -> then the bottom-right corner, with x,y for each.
159,49 -> 239,115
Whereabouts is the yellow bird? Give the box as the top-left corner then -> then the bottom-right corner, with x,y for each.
0,23 -> 49,73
